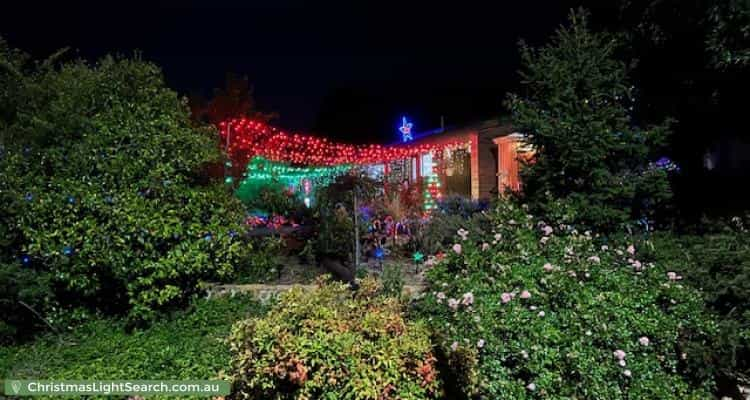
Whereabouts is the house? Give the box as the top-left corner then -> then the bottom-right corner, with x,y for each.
372,119 -> 528,205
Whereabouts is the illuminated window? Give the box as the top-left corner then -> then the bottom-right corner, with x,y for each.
421,153 -> 434,177
366,164 -> 385,179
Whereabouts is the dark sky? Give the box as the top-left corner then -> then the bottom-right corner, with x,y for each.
1,1 -> 572,143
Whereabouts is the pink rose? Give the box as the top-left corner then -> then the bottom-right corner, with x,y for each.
639,336 -> 650,346
500,292 -> 512,304
482,242 -> 490,251
588,255 -> 601,263
526,383 -> 536,391
520,290 -> 531,299
541,225 -> 553,236
627,245 -> 636,255
452,243 -> 462,254
543,263 -> 554,272
613,350 -> 626,360
448,298 -> 459,310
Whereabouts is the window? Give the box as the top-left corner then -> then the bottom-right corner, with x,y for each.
365,163 -> 385,179
421,152 -> 434,177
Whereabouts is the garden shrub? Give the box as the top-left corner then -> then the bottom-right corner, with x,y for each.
0,41 -> 250,325
0,294 -> 266,382
232,236 -> 284,283
639,222 -> 750,381
412,197 -> 492,255
381,263 -> 405,298
228,277 -> 441,399
0,262 -> 56,343
414,201 -> 717,399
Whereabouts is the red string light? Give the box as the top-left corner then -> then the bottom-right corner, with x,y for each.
219,118 -> 469,167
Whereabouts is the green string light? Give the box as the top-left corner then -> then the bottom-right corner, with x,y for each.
235,156 -> 352,206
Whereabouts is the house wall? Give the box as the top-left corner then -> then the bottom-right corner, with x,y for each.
493,134 -> 525,193
402,119 -> 516,200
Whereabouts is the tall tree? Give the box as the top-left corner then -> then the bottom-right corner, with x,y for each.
579,0 -> 750,217
189,73 -> 276,125
507,9 -> 673,231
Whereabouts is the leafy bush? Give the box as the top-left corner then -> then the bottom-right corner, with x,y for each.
0,262 -> 56,343
0,294 -> 265,383
381,263 -> 405,298
228,277 -> 441,399
436,195 -> 490,218
506,10 -> 673,231
232,236 -> 284,283
243,184 -> 307,217
414,202 -> 717,399
0,41 -> 250,324
641,224 -> 750,381
411,197 -> 492,255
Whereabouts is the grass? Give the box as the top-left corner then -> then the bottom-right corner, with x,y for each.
0,294 -> 265,382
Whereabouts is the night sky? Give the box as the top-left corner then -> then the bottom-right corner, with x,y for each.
1,1 -> 574,143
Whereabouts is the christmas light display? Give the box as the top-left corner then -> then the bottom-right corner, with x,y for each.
423,151 -> 442,212
234,156 -> 351,206
218,118 -> 467,166
220,118 -> 472,211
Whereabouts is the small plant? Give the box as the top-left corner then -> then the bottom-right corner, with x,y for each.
232,236 -> 284,283
381,263 -> 405,298
228,276 -> 441,399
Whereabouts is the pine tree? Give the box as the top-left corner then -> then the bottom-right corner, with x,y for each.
507,9 -> 673,231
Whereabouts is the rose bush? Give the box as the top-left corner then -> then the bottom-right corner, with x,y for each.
414,202 -> 718,399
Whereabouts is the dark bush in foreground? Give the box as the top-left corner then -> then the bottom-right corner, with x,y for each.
641,221 -> 750,382
415,202 -> 717,399
228,277 -> 441,399
0,39 -> 250,329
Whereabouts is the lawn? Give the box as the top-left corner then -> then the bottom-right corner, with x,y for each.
0,294 -> 264,382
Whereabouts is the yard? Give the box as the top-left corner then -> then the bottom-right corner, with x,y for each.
3,4 -> 750,400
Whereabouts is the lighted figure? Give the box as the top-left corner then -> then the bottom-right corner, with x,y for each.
399,116 -> 414,142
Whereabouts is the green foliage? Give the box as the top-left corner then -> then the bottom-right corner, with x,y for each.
310,173 -> 380,263
412,197 -> 492,255
244,184 -> 306,216
414,202 -> 717,399
0,42 -> 250,325
705,0 -> 750,68
0,294 -> 266,387
639,222 -> 750,380
228,277 -> 441,399
233,237 -> 284,283
506,10 -> 672,231
0,262 -> 56,343
381,263 -> 405,298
